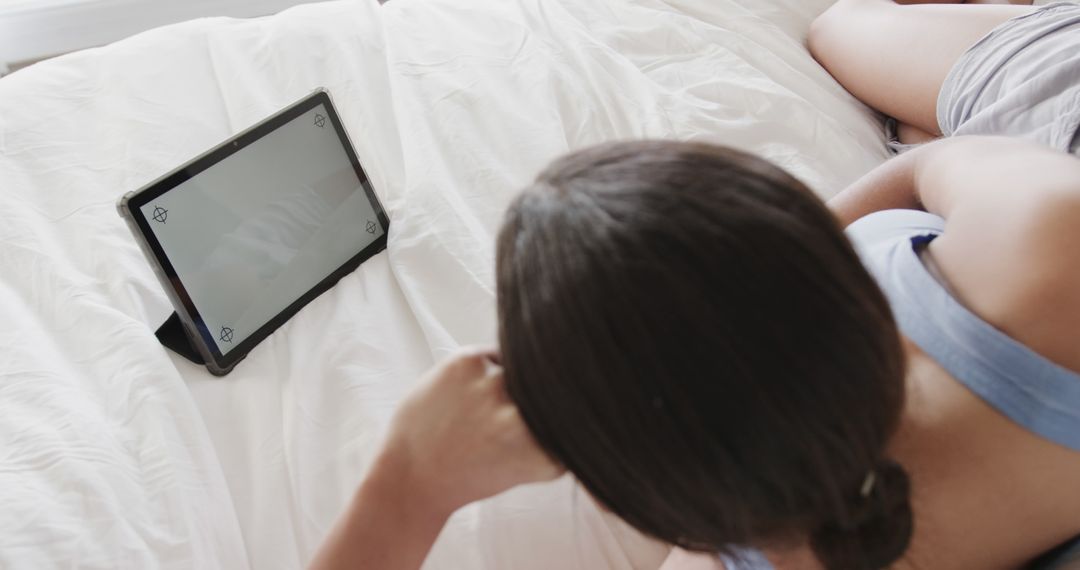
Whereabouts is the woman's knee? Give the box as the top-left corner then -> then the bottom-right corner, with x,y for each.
808,0 -> 891,63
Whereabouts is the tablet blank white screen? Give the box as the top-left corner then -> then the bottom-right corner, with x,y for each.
140,104 -> 386,355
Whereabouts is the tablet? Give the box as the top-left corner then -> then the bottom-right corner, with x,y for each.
118,89 -> 389,376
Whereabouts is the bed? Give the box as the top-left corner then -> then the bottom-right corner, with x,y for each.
0,0 -> 889,568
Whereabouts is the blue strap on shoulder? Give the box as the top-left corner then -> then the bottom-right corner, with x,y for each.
875,234 -> 1080,453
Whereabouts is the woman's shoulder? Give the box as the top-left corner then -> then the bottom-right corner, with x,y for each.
926,185 -> 1080,375
850,138 -> 1080,375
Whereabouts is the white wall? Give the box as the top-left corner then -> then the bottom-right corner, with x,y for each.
0,0 -> 328,71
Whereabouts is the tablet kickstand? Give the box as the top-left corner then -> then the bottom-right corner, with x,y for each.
155,312 -> 206,365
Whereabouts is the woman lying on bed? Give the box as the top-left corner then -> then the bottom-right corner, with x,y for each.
310,135 -> 1080,570
309,3 -> 1080,570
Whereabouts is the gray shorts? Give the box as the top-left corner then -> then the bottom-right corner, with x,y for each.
888,1 -> 1080,155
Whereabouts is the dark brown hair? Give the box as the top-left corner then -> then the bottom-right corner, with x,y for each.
496,141 -> 912,569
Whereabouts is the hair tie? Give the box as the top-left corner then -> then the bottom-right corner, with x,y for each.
860,470 -> 877,498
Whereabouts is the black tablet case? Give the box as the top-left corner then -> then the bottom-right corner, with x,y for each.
155,312 -> 205,365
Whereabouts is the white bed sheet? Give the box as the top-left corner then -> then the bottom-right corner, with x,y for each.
0,0 -> 889,568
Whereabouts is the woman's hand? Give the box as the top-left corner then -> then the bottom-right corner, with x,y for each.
382,347 -> 565,516
309,348 -> 563,570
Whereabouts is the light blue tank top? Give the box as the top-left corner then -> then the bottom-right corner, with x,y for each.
722,209 -> 1080,570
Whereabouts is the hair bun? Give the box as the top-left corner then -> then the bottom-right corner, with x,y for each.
809,458 -> 914,570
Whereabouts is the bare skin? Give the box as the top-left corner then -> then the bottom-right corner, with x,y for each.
807,0 -> 1035,141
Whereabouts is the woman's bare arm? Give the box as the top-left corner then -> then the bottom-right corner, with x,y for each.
830,136 -> 1080,224
309,350 -> 563,570
309,449 -> 453,570
828,150 -> 922,226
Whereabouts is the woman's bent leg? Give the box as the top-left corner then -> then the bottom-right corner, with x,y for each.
808,0 -> 1035,134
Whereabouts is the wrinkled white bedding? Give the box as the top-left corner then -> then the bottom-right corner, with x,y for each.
0,0 -> 888,568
